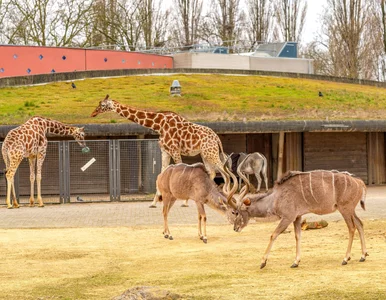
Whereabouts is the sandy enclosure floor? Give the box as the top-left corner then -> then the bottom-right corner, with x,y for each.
0,186 -> 385,299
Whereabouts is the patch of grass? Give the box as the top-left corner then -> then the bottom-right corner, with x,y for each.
24,100 -> 36,107
0,74 -> 384,125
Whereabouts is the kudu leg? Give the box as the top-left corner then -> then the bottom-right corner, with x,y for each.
261,217 -> 293,269
255,172 -> 262,192
196,202 -> 207,243
341,213 -> 356,265
291,216 -> 302,268
353,213 -> 368,262
263,172 -> 269,192
162,199 -> 176,240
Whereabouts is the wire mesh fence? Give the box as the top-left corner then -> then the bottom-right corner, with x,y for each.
0,139 -> 161,206
118,139 -> 161,201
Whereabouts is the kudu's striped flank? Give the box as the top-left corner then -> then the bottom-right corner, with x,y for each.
229,170 -> 368,269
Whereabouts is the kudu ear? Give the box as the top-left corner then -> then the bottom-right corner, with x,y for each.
243,198 -> 251,206
218,197 -> 227,209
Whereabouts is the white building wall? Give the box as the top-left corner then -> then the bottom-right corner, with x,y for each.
172,53 -> 314,74
249,57 -> 314,74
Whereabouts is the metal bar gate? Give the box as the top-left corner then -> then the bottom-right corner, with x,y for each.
0,139 -> 161,205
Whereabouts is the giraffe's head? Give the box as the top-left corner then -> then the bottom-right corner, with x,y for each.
72,126 -> 87,149
91,94 -> 115,117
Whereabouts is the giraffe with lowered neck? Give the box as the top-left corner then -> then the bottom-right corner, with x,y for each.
91,95 -> 231,207
2,116 -> 88,209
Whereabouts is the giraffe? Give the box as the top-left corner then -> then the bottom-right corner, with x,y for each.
2,116 -> 88,209
90,95 -> 231,207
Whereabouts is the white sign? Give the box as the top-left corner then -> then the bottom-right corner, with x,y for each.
81,158 -> 96,172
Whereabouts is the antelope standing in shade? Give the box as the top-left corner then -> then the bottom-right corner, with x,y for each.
228,170 -> 368,269
236,152 -> 268,193
156,162 -> 241,243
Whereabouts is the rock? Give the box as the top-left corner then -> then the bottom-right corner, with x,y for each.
112,286 -> 183,300
301,219 -> 328,230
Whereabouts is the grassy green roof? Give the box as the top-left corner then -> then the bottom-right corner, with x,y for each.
0,74 -> 385,125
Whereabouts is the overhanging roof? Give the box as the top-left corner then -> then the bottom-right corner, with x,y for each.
2,120 -> 385,139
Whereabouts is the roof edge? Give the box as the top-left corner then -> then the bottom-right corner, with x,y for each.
1,120 -> 385,139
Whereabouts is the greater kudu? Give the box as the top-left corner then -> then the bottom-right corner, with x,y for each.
156,162 -> 242,243
228,170 -> 368,269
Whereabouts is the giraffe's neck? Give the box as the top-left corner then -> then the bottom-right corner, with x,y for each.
112,101 -> 165,134
44,118 -> 77,136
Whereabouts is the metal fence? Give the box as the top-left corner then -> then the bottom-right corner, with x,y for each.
0,139 -> 161,205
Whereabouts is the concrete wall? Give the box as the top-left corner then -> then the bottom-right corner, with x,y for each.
249,56 -> 314,74
173,53 -> 314,74
0,45 -> 173,78
191,53 -> 250,70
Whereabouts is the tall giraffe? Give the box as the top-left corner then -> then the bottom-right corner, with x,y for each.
90,95 -> 231,207
2,116 -> 88,209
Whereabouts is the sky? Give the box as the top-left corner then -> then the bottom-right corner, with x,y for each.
303,0 -> 327,44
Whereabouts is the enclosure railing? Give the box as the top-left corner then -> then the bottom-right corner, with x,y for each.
0,139 -> 162,205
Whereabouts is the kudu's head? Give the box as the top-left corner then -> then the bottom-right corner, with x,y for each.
221,154 -> 253,225
229,185 -> 253,232
91,94 -> 115,117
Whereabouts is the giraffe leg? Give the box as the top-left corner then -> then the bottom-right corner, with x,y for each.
36,154 -> 46,207
6,174 -> 14,209
150,151 -> 171,208
5,158 -> 22,209
28,157 -> 36,206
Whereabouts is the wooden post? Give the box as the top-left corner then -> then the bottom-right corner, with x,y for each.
277,131 -> 285,179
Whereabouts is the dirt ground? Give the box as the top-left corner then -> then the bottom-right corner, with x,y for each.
0,186 -> 385,299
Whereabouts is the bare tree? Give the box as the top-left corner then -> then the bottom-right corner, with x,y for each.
85,0 -> 142,50
171,0 -> 203,49
321,0 -> 376,79
377,0 -> 386,80
49,0 -> 94,47
245,0 -> 274,49
303,0 -> 383,80
203,0 -> 245,49
86,0 -> 119,48
112,0 -> 142,51
273,0 -> 307,42
7,0 -> 51,45
138,0 -> 171,50
5,0 -> 93,46
0,0 -> 10,43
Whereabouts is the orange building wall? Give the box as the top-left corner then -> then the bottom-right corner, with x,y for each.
0,45 -> 173,78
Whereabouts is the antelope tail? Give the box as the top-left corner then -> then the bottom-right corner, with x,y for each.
360,185 -> 366,211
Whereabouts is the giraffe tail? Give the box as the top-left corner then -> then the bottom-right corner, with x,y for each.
2,150 -> 10,176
